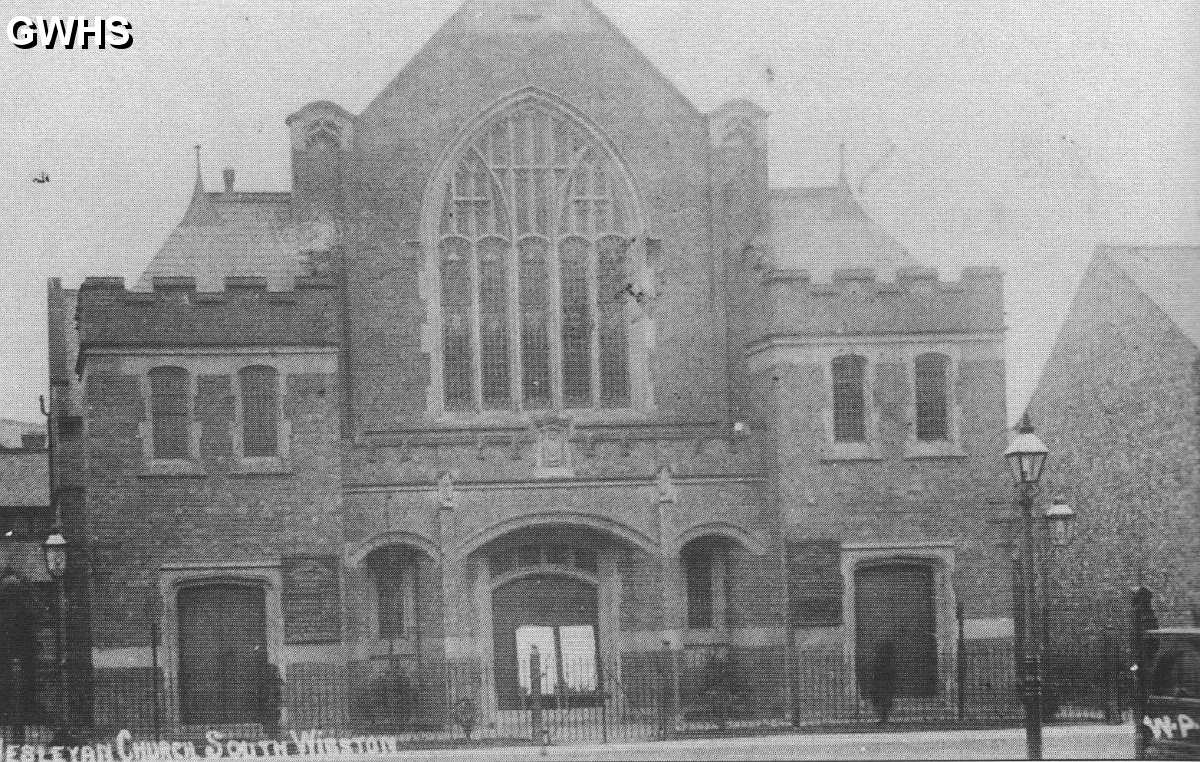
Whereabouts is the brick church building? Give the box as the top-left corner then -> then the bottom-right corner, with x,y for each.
48,0 -> 1014,733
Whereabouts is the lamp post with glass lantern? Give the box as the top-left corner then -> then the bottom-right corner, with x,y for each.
1003,413 -> 1077,761
43,527 -> 69,741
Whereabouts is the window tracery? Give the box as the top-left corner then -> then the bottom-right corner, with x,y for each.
432,100 -> 638,413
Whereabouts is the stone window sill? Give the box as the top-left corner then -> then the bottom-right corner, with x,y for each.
681,628 -> 730,646
368,636 -> 418,658
903,440 -> 967,460
821,442 -> 881,462
139,459 -> 207,478
231,456 -> 293,476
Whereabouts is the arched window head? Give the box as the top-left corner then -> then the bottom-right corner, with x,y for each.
149,366 -> 190,459
832,355 -> 867,443
239,365 -> 279,457
305,119 -> 344,151
432,98 -> 640,413
914,353 -> 950,441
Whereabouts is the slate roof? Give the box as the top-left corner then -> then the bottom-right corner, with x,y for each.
142,176 -> 921,291
1101,245 -> 1200,350
770,181 -> 921,280
136,182 -> 302,292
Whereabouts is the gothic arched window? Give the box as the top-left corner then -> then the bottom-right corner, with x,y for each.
433,100 -> 639,413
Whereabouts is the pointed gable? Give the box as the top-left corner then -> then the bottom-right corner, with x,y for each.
1102,245 -> 1200,349
361,0 -> 699,125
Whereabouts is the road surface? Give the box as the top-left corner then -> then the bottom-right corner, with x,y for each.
333,724 -> 1135,760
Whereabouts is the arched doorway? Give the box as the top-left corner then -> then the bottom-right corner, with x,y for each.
854,562 -> 938,697
177,583 -> 268,724
492,573 -> 599,709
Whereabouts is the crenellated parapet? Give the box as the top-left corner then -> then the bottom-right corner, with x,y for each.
75,275 -> 343,353
757,265 -> 1004,341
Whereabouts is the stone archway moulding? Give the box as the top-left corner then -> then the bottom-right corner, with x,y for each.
672,521 -> 768,556
490,566 -> 600,592
345,530 -> 443,568
456,511 -> 660,559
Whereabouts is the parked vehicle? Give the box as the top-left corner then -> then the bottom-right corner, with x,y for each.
1136,628 -> 1200,760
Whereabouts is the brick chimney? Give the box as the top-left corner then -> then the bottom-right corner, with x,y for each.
223,167 -> 235,194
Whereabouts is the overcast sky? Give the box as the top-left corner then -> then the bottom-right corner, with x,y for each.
2,0 -> 1197,424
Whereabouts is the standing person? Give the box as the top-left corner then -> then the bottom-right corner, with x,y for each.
865,639 -> 899,725
253,645 -> 282,738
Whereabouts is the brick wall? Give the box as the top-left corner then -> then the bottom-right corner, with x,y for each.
1026,250 -> 1200,633
296,6 -> 727,429
81,362 -> 342,649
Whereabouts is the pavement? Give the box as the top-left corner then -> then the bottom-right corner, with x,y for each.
355,724 -> 1137,760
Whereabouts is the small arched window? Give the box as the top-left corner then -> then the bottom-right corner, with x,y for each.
832,355 -> 868,443
239,365 -> 279,457
368,548 -> 416,641
682,538 -> 729,630
433,99 -> 638,413
914,353 -> 950,441
149,366 -> 190,459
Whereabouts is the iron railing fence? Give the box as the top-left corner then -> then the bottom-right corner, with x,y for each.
2,638 -> 1131,748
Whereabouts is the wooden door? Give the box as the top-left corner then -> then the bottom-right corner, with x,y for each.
855,563 -> 938,697
178,584 -> 267,724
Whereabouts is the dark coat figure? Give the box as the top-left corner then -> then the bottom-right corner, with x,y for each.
253,646 -> 283,738
865,639 -> 899,725
0,566 -> 41,734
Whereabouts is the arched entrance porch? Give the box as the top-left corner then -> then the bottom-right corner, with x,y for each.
468,522 -> 649,714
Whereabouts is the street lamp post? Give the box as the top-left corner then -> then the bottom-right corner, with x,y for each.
43,527 -> 69,742
1003,416 -> 1078,761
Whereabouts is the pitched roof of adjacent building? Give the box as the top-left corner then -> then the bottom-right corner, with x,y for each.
1099,244 -> 1200,349
770,181 -> 920,279
138,180 -> 922,289
135,180 -> 300,292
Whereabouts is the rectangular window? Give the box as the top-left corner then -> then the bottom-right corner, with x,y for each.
240,366 -> 279,457
915,353 -> 950,441
149,367 -> 190,459
832,355 -> 867,442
